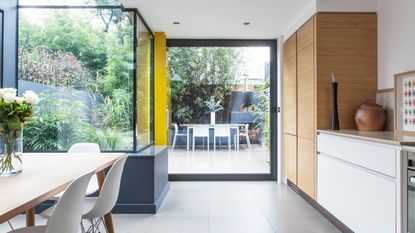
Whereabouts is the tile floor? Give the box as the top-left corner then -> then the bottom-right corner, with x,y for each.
0,182 -> 341,233
169,144 -> 270,174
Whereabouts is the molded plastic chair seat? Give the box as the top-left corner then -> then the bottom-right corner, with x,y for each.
192,126 -> 210,151
214,125 -> 231,150
40,156 -> 128,233
172,123 -> 188,150
41,197 -> 97,219
49,143 -> 101,200
9,171 -> 94,233
51,178 -> 99,200
8,226 -> 47,233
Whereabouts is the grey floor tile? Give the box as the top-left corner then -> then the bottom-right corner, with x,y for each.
0,182 -> 341,233
208,189 -> 256,202
157,201 -> 209,218
209,201 -> 265,218
258,200 -> 322,218
210,218 -> 275,233
111,214 -> 153,233
147,216 -> 209,233
268,217 -> 341,233
165,189 -> 209,203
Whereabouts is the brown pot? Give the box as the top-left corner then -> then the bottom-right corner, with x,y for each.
354,103 -> 387,131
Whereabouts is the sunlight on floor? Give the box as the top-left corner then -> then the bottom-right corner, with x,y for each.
169,144 -> 270,174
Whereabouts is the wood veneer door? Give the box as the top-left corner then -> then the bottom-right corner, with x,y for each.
283,133 -> 297,184
297,17 -> 314,51
282,34 -> 297,135
297,43 -> 315,140
297,137 -> 316,199
315,13 -> 377,130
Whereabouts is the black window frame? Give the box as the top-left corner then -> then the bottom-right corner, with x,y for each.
0,9 -> 4,87
167,39 -> 279,181
15,2 -> 155,153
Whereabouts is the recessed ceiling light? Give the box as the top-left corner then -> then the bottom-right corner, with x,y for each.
243,22 -> 251,26
173,22 -> 180,25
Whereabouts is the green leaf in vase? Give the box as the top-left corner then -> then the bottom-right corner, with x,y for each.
6,116 -> 22,130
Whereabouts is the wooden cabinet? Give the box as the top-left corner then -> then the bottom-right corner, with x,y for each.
283,134 -> 297,183
282,13 -> 377,200
297,43 -> 315,140
297,137 -> 315,198
282,34 -> 297,136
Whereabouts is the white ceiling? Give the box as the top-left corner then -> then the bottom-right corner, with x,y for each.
121,0 -> 315,39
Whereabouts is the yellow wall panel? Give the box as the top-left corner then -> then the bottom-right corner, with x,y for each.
154,32 -> 169,145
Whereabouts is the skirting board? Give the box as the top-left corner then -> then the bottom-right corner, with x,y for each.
287,180 -> 353,233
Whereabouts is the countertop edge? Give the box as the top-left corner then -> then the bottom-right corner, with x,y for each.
317,129 -> 414,147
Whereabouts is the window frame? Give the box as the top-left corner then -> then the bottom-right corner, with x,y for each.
167,39 -> 279,181
15,3 -> 155,153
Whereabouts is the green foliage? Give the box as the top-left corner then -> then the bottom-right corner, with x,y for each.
92,89 -> 133,130
204,96 -> 224,112
19,8 -> 136,151
19,47 -> 94,90
168,47 -> 244,123
254,80 -> 271,149
23,93 -> 92,151
174,106 -> 193,124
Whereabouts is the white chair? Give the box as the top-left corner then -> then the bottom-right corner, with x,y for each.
238,124 -> 251,150
214,125 -> 231,150
172,123 -> 188,150
192,126 -> 210,151
9,171 -> 94,233
49,143 -> 101,200
41,156 -> 128,233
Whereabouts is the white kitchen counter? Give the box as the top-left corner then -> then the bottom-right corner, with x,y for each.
318,129 -> 415,146
317,130 -> 404,233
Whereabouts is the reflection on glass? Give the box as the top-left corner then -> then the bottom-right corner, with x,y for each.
136,18 -> 152,149
167,47 -> 271,174
18,8 -> 134,151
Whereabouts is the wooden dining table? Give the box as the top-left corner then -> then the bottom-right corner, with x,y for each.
0,153 -> 124,233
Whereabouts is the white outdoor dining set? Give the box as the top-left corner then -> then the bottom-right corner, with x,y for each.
172,123 -> 252,151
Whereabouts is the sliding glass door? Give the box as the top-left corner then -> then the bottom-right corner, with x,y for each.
167,40 -> 277,180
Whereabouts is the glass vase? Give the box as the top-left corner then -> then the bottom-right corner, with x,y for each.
0,125 -> 23,176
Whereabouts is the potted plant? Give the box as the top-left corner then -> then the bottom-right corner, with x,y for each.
0,88 -> 39,176
204,97 -> 223,125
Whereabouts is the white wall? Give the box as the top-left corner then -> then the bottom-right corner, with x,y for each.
378,0 -> 415,89
317,0 -> 377,12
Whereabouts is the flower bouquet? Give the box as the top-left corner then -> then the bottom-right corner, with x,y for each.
0,88 -> 39,175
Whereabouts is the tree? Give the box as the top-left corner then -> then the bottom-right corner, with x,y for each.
167,47 -> 246,124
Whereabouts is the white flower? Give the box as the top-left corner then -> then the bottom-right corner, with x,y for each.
23,91 -> 40,105
15,97 -> 25,104
3,92 -> 16,103
3,88 -> 17,95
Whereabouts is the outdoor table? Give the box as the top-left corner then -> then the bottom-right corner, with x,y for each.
0,153 -> 124,233
181,124 -> 245,151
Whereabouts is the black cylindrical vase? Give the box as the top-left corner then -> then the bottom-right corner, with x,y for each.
331,82 -> 340,130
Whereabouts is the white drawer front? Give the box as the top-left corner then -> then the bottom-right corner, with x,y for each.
317,133 -> 396,177
318,154 -> 396,233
